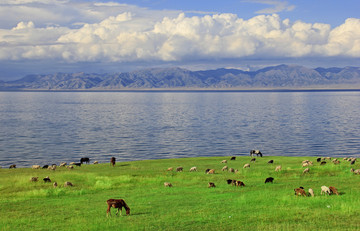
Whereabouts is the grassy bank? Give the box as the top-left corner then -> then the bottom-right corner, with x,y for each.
1,156 -> 359,230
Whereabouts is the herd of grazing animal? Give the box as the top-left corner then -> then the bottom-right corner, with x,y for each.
10,151 -> 357,217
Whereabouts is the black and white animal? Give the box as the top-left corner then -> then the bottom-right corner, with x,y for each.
250,150 -> 263,157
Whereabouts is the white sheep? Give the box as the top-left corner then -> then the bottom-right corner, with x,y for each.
189,166 -> 197,172
275,165 -> 282,172
164,182 -> 172,187
32,165 -> 40,169
222,166 -> 228,171
321,186 -> 331,195
243,164 -> 250,168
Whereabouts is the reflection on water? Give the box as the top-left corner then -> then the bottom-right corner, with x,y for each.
0,91 -> 360,167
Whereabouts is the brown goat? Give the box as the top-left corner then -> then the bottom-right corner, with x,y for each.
294,188 -> 307,196
329,186 -> 339,195
106,199 -> 130,216
207,169 -> 215,174
110,157 -> 116,167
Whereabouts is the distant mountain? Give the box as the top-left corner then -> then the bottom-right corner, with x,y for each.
1,65 -> 360,90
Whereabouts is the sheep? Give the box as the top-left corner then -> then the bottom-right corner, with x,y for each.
73,163 -> 81,167
308,188 -> 314,197
316,157 -> 322,162
226,179 -> 233,184
48,165 -> 56,171
59,162 -> 67,167
67,165 -> 74,170
228,168 -> 235,173
329,186 -> 339,195
230,157 -> 236,160
43,176 -> 51,183
235,181 -> 245,187
231,180 -> 237,186
222,166 -> 228,171
64,181 -> 73,187
275,165 -> 282,172
205,168 -> 211,174
250,158 -> 256,162
189,166 -> 197,172
9,164 -> 16,169
321,186 -> 331,195
167,167 -> 173,171
30,177 -> 38,182
268,160 -> 274,164
302,162 -> 309,167
42,165 -> 49,169
207,169 -> 215,174
221,160 -> 227,164
69,162 -> 76,165
53,182 -> 58,188
353,169 -> 360,174
176,166 -> 183,172
320,161 -> 327,165
234,169 -> 239,173
32,165 -> 40,169
303,168 -> 310,174
243,164 -> 250,168
333,160 -> 340,165
164,182 -> 172,187
294,188 -> 307,196
208,182 -> 216,188
350,160 -> 356,165
265,177 -> 274,183
93,161 -> 99,164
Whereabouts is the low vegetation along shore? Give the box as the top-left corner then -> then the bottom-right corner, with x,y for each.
1,156 -> 360,230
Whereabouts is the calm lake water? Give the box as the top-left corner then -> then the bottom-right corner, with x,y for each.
1,91 -> 360,167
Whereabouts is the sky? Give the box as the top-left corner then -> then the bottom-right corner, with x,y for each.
0,0 -> 359,80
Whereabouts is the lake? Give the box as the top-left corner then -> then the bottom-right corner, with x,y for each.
1,91 -> 359,167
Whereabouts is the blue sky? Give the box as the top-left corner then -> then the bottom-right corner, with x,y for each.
0,0 -> 359,80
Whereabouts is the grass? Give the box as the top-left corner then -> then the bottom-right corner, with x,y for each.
1,156 -> 360,230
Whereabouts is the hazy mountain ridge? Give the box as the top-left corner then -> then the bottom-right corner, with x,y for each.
1,65 -> 360,90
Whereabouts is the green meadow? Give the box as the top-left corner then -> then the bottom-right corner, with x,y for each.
0,156 -> 360,231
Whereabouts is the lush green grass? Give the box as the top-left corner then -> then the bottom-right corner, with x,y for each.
1,156 -> 360,231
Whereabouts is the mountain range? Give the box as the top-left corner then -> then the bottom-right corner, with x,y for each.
1,64 -> 360,90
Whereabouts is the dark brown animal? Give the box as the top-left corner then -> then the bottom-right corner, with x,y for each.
294,188 -> 307,196
208,182 -> 216,188
320,161 -> 327,165
176,166 -> 183,172
106,199 -> 130,216
265,177 -> 274,183
9,164 -> 16,169
205,168 -> 211,174
230,156 -> 236,160
268,160 -> 274,164
73,163 -> 81,167
43,176 -> 51,183
80,157 -> 90,164
329,186 -> 339,195
226,179 -> 233,184
110,157 -> 116,167
250,158 -> 256,162
235,181 -> 245,187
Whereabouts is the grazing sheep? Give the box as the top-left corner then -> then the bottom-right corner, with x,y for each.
234,169 -> 239,173
321,186 -> 331,195
353,169 -> 360,174
316,157 -> 322,162
167,167 -> 173,171
343,157 -> 348,161
164,182 -> 172,187
222,166 -> 228,171
320,161 -> 327,165
302,160 -> 310,164
176,166 -> 183,172
208,182 -> 216,188
207,169 -> 215,174
243,164 -> 250,168
48,165 -> 56,171
265,177 -> 274,184
329,186 -> 339,195
42,165 -> 49,169
294,188 -> 307,196
59,162 -> 67,167
30,177 -> 38,182
236,181 -> 245,187
302,162 -> 309,167
230,156 -> 236,160
67,165 -> 74,170
53,182 -> 58,188
43,176 -> 51,183
325,157 -> 331,160
9,164 -> 16,169
275,165 -> 282,172
250,150 -> 263,157
350,160 -> 356,165
303,168 -> 310,174
73,163 -> 81,167
205,169 -> 211,174
333,160 -> 340,165
226,179 -> 233,184
69,162 -> 76,165
110,157 -> 116,167
308,188 -> 314,197
228,168 -> 235,173
221,160 -> 227,163
64,181 -> 73,187
80,157 -> 90,164
32,165 -> 40,169
189,166 -> 197,172
250,158 -> 256,162
268,160 -> 274,164
93,161 -> 99,164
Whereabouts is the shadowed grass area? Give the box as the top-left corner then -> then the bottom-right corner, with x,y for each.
1,156 -> 360,230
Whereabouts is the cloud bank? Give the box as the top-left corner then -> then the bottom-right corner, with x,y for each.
0,0 -> 359,69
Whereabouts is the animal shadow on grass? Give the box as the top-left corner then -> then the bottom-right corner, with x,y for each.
117,164 -> 130,167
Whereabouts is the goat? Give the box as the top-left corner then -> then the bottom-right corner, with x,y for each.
308,188 -> 314,197
321,186 -> 331,195
106,199 -> 130,217
207,169 -> 215,174
164,182 -> 173,187
176,166 -> 183,172
329,186 -> 339,195
303,168 -> 310,174
243,164 -> 250,168
208,182 -> 216,188
294,188 -> 307,196
250,150 -> 263,157
275,165 -> 282,172
30,177 -> 38,182
67,165 -> 74,169
222,166 -> 228,171
189,167 -> 197,172
64,181 -> 73,187
93,161 -> 99,164
265,177 -> 274,184
59,162 -> 67,167
110,157 -> 116,167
